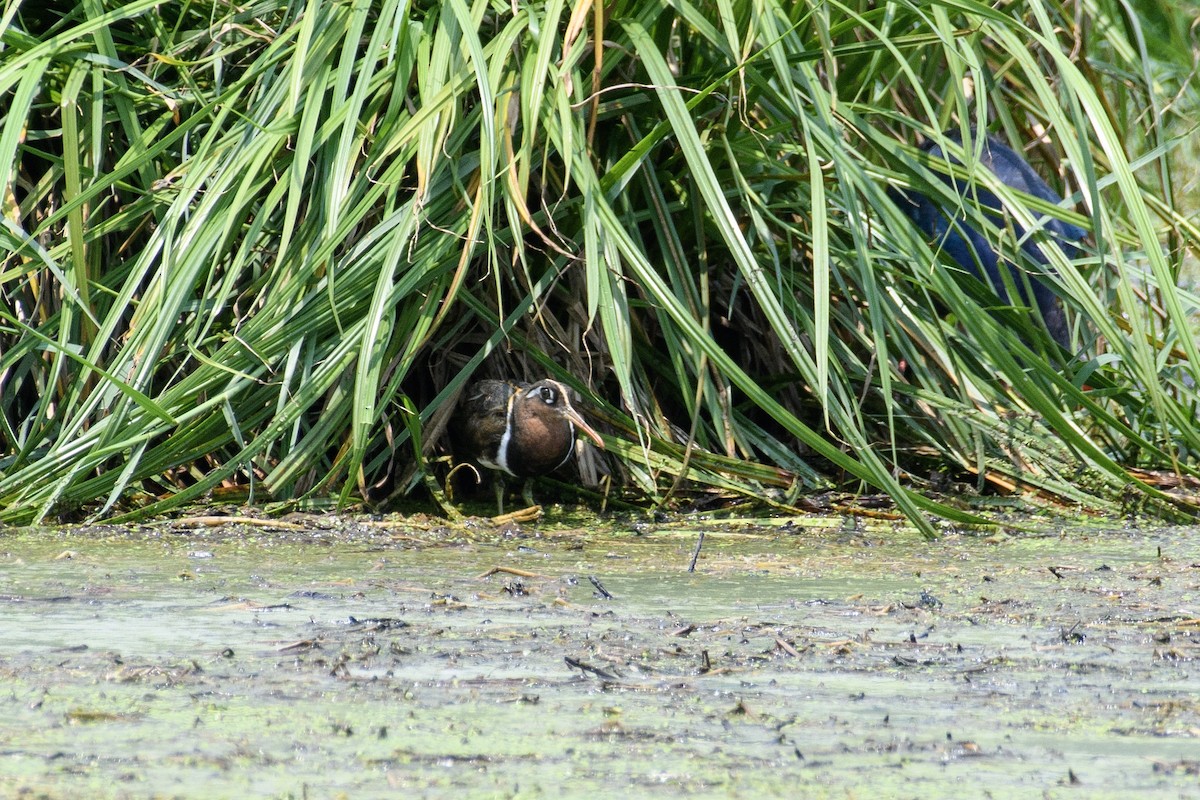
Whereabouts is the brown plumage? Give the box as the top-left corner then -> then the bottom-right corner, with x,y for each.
450,379 -> 604,480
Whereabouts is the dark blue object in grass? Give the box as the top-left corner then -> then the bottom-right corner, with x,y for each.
890,130 -> 1086,349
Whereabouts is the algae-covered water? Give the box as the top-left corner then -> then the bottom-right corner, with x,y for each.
0,513 -> 1197,798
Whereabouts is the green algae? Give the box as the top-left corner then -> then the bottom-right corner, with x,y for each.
0,514 -> 1197,798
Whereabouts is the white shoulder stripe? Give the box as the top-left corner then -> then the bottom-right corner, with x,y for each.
491,390 -> 519,476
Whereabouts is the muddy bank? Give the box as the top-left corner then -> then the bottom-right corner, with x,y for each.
0,513 -> 1197,798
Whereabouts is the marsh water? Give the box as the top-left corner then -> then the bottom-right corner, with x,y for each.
0,512 -> 1197,798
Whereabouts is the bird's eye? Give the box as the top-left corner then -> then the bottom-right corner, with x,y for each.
539,386 -> 557,404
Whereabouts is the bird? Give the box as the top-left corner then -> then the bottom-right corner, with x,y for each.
449,378 -> 605,513
889,129 -> 1086,350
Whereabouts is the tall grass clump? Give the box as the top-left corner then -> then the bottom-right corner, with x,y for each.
1,0 -> 1198,533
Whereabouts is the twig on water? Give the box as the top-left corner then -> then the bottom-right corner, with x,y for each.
175,515 -> 306,531
588,575 -> 614,599
476,566 -> 546,579
564,656 -> 618,680
775,637 -> 802,657
688,531 -> 706,572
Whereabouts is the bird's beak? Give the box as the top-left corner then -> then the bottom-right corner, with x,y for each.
565,407 -> 605,449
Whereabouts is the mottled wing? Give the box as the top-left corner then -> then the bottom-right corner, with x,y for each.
449,380 -> 521,468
